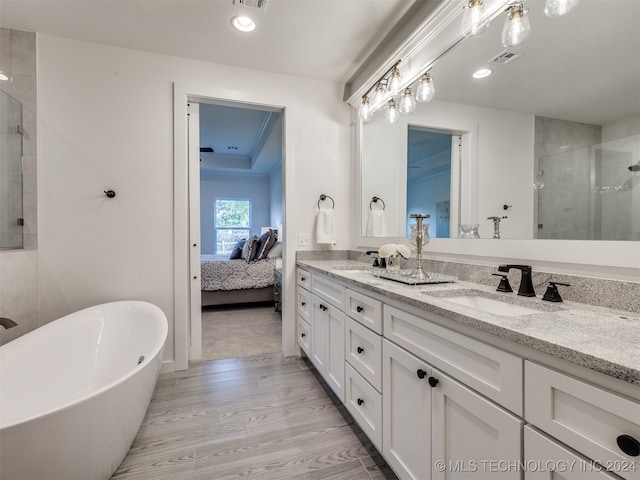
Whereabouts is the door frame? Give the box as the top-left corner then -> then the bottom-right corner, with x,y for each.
173,82 -> 297,371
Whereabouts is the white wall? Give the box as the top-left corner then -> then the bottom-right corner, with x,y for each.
37,34 -> 351,367
199,172 -> 271,254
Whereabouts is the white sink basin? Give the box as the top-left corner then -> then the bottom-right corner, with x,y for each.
443,295 -> 541,317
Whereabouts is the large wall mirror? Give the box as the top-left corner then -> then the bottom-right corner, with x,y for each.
360,0 -> 639,241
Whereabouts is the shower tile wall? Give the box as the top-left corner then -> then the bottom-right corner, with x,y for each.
534,116 -> 602,240
0,28 -> 39,346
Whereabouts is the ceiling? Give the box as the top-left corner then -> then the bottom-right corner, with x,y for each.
0,0 -> 414,83
429,0 -> 640,126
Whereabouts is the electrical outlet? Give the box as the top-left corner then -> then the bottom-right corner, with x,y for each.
298,233 -> 310,246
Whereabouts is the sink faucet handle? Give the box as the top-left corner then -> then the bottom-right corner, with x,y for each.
542,281 -> 570,303
491,273 -> 513,293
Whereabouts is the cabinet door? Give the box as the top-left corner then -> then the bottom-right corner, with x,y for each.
326,303 -> 345,403
524,426 -> 621,480
297,315 -> 310,357
310,295 -> 328,374
383,339 -> 432,480
431,367 -> 523,480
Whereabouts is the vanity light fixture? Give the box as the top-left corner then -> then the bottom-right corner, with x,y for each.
385,99 -> 400,124
544,0 -> 580,18
462,0 -> 490,37
371,82 -> 387,110
231,15 -> 256,32
472,68 -> 493,79
388,66 -> 402,96
358,59 -> 402,121
359,96 -> 374,122
501,3 -> 531,48
416,72 -> 435,103
398,87 -> 417,114
0,72 -> 8,81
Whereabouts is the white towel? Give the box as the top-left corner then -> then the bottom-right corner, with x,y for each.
316,207 -> 336,244
366,209 -> 387,237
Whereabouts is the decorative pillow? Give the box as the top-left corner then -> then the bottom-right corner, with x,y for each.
241,235 -> 258,263
228,239 -> 246,260
255,229 -> 277,260
267,241 -> 282,258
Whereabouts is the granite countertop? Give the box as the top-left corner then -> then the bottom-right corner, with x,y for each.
297,259 -> 640,386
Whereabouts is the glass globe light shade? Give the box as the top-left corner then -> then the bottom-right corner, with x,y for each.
544,0 -> 580,18
371,83 -> 387,110
416,73 -> 435,103
462,0 -> 490,37
409,223 -> 430,247
398,88 -> 416,114
385,100 -> 399,124
359,96 -> 374,122
501,4 -> 531,48
388,67 -> 402,96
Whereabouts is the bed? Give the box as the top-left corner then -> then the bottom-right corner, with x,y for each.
200,254 -> 278,306
200,229 -> 282,306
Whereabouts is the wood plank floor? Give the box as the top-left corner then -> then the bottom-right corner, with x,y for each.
111,353 -> 398,480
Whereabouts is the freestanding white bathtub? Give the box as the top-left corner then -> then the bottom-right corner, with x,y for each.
0,301 -> 168,480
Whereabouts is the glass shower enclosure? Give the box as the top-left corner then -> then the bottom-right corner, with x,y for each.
0,90 -> 24,249
536,134 -> 640,240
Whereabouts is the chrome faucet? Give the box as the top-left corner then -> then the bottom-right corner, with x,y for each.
497,265 -> 536,297
0,317 -> 18,329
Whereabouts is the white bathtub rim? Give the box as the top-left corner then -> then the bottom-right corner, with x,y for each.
0,300 -> 168,430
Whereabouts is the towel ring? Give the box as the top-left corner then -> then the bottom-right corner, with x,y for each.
370,196 -> 385,211
318,194 -> 335,209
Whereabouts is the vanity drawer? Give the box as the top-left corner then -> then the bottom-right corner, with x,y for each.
346,316 -> 382,392
524,426 -> 620,480
384,304 -> 523,415
297,315 -> 310,357
525,361 -> 640,480
345,363 -> 382,451
297,287 -> 312,322
345,288 -> 382,334
312,274 -> 345,310
297,268 -> 311,290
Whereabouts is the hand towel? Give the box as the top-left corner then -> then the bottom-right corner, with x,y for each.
366,209 -> 387,237
316,207 -> 336,244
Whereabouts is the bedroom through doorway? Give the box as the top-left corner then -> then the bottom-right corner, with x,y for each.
190,100 -> 285,362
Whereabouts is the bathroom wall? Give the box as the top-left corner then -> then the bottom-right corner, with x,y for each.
0,29 -> 39,346
37,34 -> 351,365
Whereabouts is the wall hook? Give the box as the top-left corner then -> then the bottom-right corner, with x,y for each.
104,190 -> 116,198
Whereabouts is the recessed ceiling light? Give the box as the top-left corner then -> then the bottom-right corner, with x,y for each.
231,15 -> 256,32
472,68 -> 493,79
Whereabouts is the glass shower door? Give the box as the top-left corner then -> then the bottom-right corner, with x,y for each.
0,90 -> 24,249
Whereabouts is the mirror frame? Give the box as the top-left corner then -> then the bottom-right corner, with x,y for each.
349,0 -> 640,279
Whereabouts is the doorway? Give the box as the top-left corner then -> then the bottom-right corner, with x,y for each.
185,97 -> 285,364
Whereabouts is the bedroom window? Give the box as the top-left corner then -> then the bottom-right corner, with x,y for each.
215,198 -> 251,254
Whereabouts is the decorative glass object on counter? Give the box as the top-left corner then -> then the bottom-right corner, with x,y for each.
458,224 -> 480,238
406,214 -> 430,281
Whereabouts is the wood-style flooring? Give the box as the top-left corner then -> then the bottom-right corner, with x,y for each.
111,352 -> 398,479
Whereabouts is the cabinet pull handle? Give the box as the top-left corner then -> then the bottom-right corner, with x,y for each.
617,434 -> 640,457
301,276 -> 306,281
416,369 -> 427,379
356,306 -> 364,313
319,304 -> 327,311
357,346 -> 364,354
301,302 -> 306,306
357,398 -> 364,406
428,376 -> 439,388
301,333 -> 306,338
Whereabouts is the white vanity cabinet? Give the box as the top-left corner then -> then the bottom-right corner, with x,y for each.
383,337 -> 523,480
297,268 -> 346,403
344,288 -> 384,450
525,361 -> 640,480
